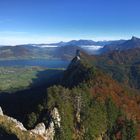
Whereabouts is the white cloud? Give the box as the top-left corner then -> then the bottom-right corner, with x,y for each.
81,45 -> 103,50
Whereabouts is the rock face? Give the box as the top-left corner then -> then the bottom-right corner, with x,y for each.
31,122 -> 55,140
31,107 -> 61,140
67,52 -> 81,70
51,107 -> 61,128
0,106 -> 61,140
75,96 -> 81,123
0,107 -> 3,116
44,122 -> 55,140
31,123 -> 46,135
30,122 -> 54,140
7,116 -> 27,131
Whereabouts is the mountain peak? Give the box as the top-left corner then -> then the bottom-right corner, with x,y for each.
62,50 -> 95,87
131,36 -> 139,41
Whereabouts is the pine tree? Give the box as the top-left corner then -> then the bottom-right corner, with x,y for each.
126,119 -> 136,140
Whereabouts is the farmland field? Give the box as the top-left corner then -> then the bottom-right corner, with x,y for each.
0,66 -> 64,93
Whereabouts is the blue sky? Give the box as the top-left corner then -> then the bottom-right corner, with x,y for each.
0,0 -> 140,45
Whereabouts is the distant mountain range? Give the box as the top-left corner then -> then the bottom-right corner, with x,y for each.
0,44 -> 81,60
47,39 -> 126,47
100,36 -> 140,53
0,36 -> 140,60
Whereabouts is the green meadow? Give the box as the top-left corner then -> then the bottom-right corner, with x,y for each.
0,66 -> 64,93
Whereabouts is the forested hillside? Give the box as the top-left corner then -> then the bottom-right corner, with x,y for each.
0,50 -> 140,140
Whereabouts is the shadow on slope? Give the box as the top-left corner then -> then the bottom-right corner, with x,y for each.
0,69 -> 64,124
0,127 -> 18,140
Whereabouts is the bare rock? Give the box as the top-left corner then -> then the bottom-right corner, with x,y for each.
0,106 -> 3,116
31,123 -> 46,135
0,106 -> 60,140
30,122 -> 55,140
7,116 -> 27,131
51,107 -> 61,128
44,122 -> 55,140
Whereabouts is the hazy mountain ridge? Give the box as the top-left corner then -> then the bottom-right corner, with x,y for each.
47,39 -> 126,47
0,38 -> 129,60
101,36 -> 140,53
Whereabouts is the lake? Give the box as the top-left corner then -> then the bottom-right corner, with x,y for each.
0,59 -> 69,68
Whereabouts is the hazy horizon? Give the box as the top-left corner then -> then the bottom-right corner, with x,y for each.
0,36 -> 134,46
0,0 -> 140,45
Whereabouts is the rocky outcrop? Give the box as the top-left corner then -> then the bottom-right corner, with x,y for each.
30,108 -> 61,140
30,122 -> 55,140
0,106 -> 61,140
7,116 -> 27,131
31,123 -> 46,135
44,122 -> 55,140
51,107 -> 61,128
75,96 -> 82,123
0,107 -> 3,116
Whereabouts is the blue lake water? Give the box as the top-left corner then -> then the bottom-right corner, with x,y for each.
0,59 -> 69,68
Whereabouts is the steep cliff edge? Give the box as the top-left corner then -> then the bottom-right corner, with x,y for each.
0,107 -> 60,140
